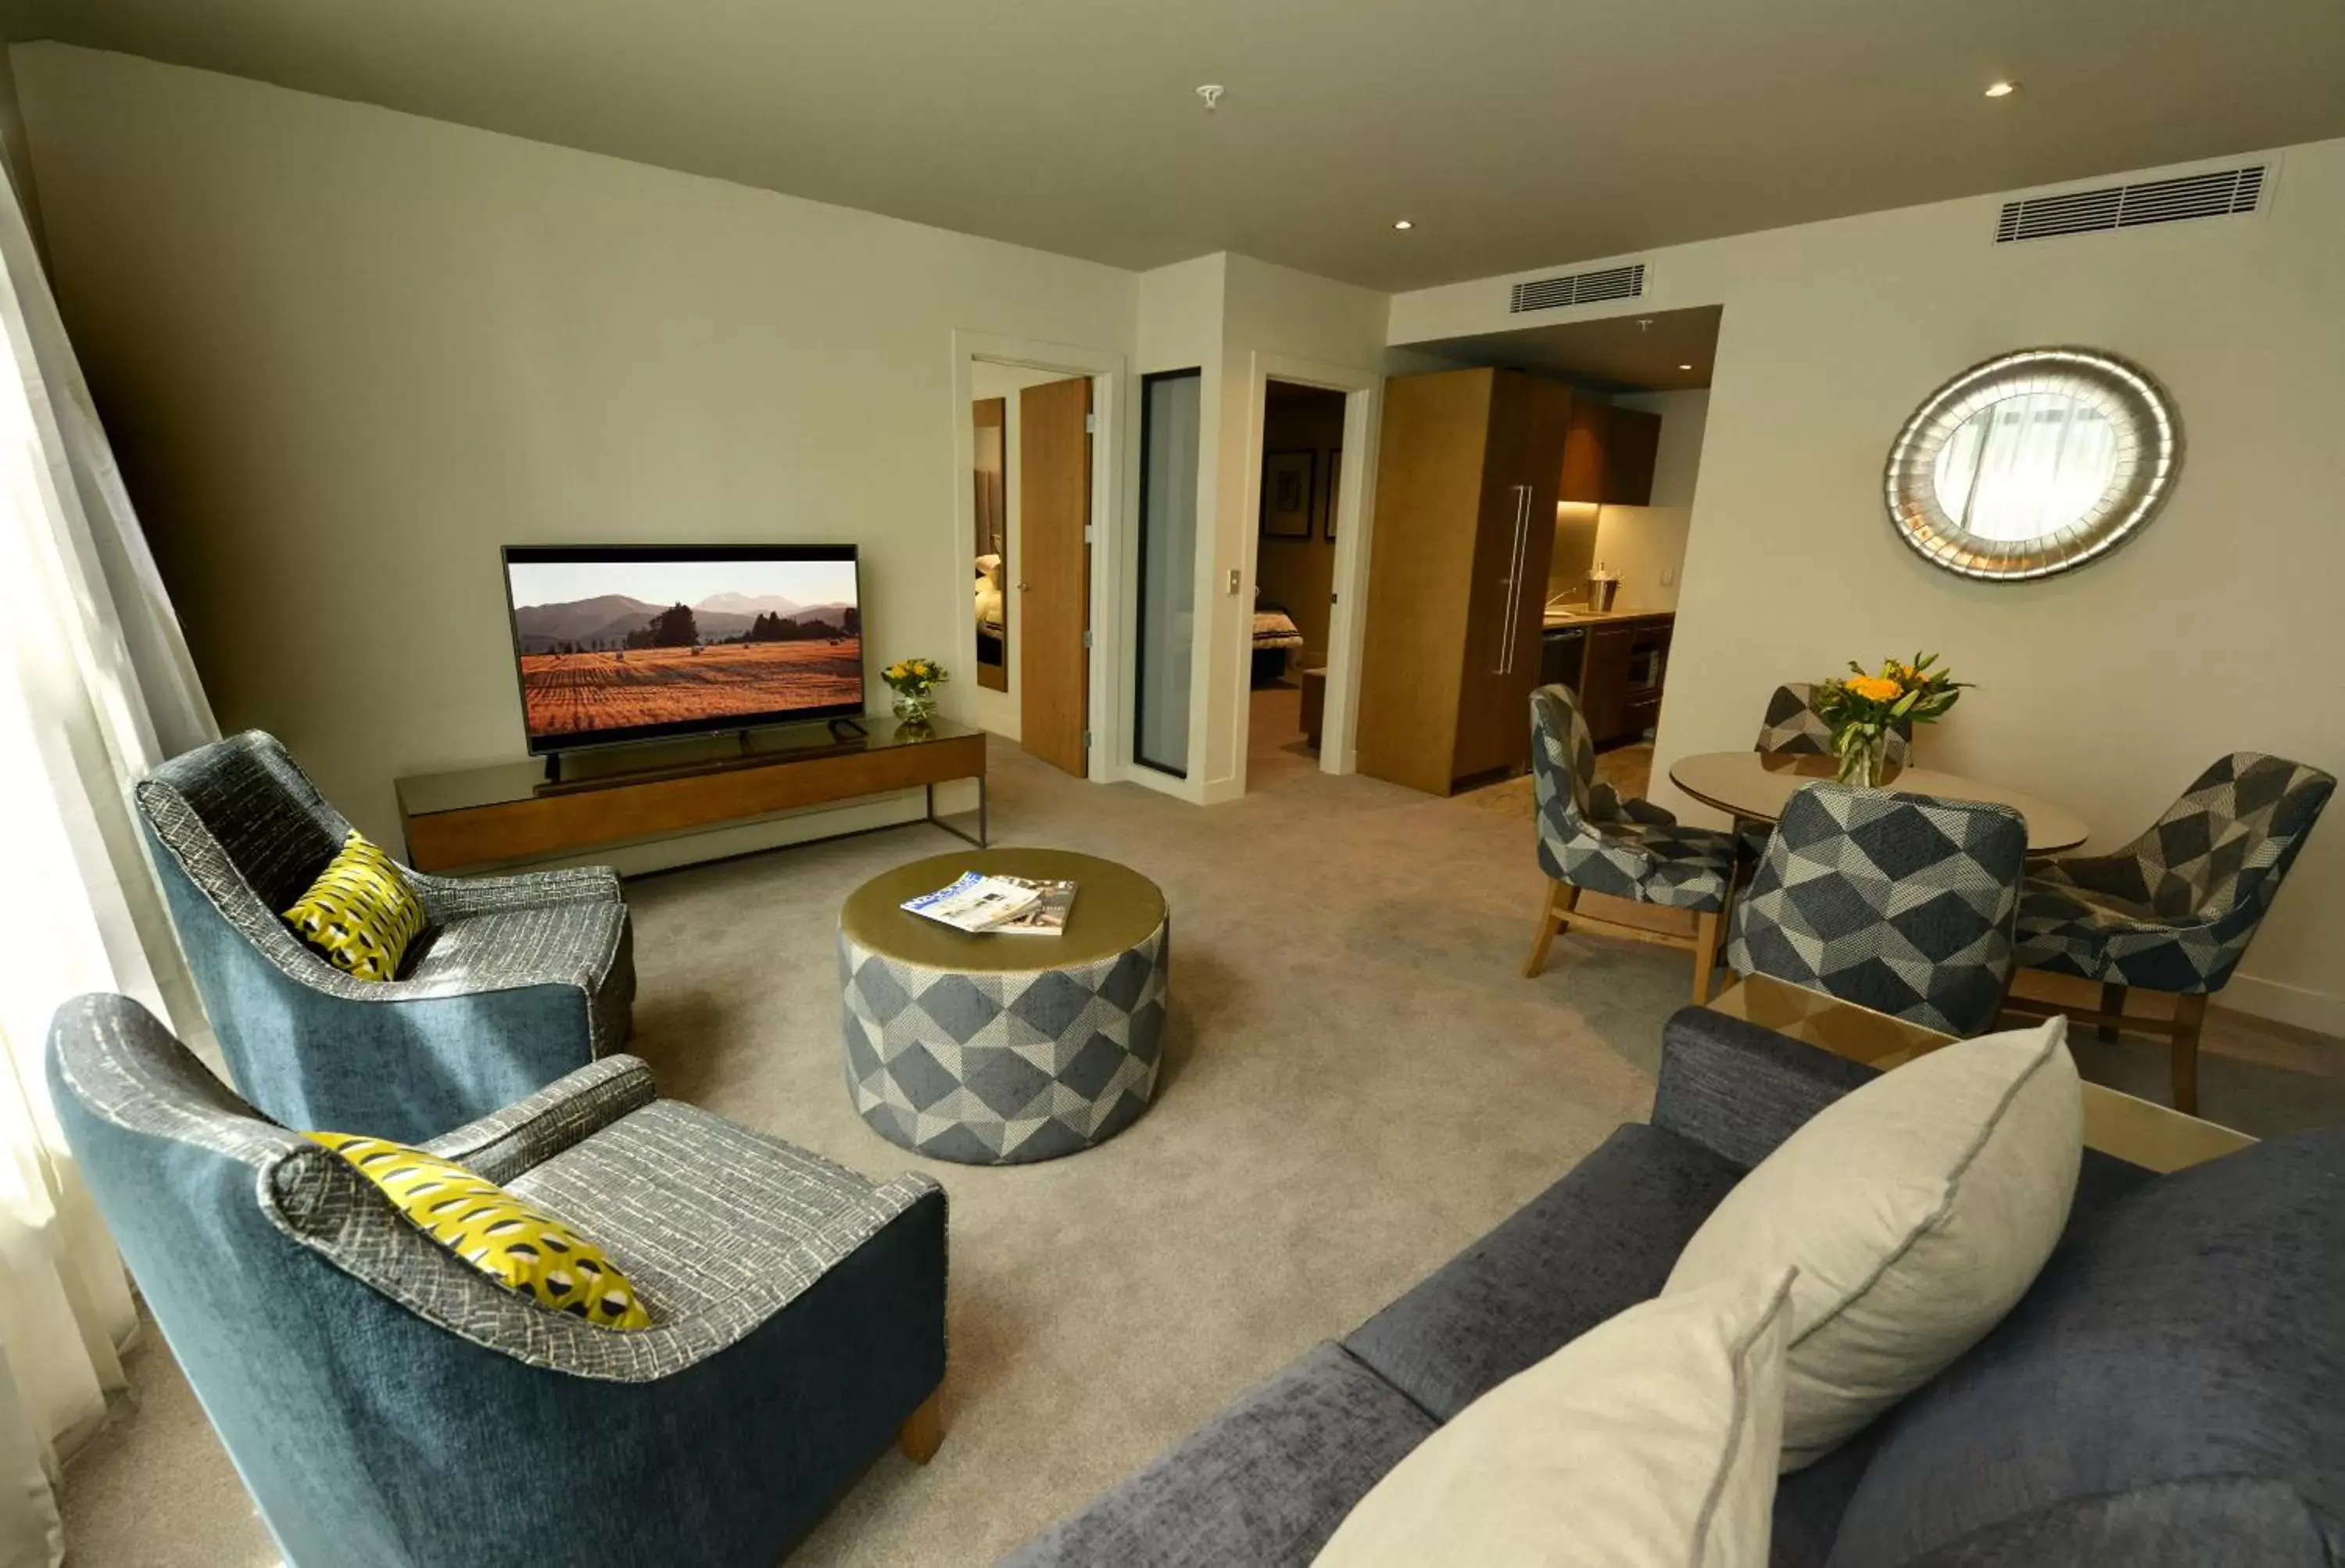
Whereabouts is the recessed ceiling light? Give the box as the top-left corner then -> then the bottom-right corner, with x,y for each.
1983,81 -> 2017,98
1678,363 -> 1694,371
1391,219 -> 1415,231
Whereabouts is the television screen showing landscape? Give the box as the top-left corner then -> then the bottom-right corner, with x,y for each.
503,546 -> 864,750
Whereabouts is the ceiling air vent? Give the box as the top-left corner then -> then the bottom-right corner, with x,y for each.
1994,164 -> 2266,244
1509,263 -> 1647,313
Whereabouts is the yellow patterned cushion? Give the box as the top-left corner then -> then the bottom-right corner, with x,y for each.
281,830 -> 427,981
306,1133 -> 653,1330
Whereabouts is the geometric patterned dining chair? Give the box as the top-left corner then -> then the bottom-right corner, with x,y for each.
2007,751 -> 2336,1114
1740,683 -> 1918,861
1523,684 -> 1738,1002
1753,682 -> 1914,766
1728,780 -> 2029,1037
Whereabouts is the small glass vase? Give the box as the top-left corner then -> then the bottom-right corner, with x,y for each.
1835,729 -> 1889,789
891,689 -> 937,728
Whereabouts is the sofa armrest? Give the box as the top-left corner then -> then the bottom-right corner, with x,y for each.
422,1054 -> 657,1182
1651,1005 -> 1878,1170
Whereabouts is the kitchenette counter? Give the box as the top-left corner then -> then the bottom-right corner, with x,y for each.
1538,610 -> 1674,746
1542,606 -> 1676,628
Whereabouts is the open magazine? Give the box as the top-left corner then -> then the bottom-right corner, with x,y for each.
987,877 -> 1077,936
900,872 -> 1079,936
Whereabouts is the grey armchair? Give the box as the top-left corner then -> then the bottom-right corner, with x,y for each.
137,730 -> 635,1142
48,993 -> 948,1568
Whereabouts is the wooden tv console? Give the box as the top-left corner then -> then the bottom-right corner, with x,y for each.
395,715 -> 987,874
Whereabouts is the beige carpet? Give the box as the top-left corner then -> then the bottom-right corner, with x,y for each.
57,735 -> 2345,1566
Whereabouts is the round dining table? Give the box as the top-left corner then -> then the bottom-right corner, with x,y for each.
1667,752 -> 2091,854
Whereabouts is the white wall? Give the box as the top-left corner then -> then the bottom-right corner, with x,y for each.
14,44 -> 1137,854
1589,388 -> 1708,615
1391,141 -> 2345,1031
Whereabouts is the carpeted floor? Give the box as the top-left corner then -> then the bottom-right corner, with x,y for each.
57,732 -> 2345,1566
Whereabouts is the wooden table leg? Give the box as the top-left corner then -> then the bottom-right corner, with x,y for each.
898,1386 -> 945,1464
2171,993 -> 2207,1116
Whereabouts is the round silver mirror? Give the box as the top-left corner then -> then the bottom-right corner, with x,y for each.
1884,347 -> 2181,581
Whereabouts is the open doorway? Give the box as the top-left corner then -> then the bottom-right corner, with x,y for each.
961,360 -> 1097,777
1247,379 -> 1347,790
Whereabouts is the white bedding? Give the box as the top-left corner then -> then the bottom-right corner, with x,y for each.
1253,609 -> 1305,649
976,580 -> 1005,635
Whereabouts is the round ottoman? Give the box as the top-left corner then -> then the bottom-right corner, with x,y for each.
839,848 -> 1169,1164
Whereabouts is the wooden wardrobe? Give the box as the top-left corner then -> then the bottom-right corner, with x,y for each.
1357,367 -> 1573,795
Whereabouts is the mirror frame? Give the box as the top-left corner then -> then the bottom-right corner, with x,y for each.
1883,346 -> 2182,582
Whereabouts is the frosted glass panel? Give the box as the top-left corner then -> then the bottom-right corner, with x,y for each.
1135,372 -> 1201,776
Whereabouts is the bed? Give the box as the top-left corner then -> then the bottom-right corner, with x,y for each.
1252,595 -> 1305,686
976,554 -> 1005,666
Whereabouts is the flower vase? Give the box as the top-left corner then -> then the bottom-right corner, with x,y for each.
1835,729 -> 1889,789
892,689 -> 937,728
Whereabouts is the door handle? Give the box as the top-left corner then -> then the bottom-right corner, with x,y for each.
1017,582 -> 1030,592
1496,484 -> 1531,675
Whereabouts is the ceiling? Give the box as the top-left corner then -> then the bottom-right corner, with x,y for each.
1416,306 -> 1724,394
8,1 -> 2343,292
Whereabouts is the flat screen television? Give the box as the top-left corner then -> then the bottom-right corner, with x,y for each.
500,544 -> 865,754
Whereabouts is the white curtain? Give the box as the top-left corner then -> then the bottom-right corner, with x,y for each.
0,140 -> 219,1562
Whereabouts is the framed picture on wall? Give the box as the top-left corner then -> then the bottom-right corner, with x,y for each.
1261,449 -> 1315,539
1320,449 -> 1341,541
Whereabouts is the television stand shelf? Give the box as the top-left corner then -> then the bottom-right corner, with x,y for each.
396,714 -> 986,874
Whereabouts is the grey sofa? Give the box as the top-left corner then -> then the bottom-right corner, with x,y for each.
1011,1007 -> 2345,1566
138,730 -> 635,1143
49,993 -> 948,1568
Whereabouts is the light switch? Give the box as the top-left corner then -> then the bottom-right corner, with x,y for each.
1660,567 -> 1677,587
1227,569 -> 1241,595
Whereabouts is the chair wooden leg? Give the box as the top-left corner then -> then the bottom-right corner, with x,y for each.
1523,880 -> 1577,979
2099,983 -> 2127,1042
898,1387 -> 945,1464
2170,993 -> 2207,1116
1689,910 -> 1724,1005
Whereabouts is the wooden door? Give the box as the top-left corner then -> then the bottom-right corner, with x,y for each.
1450,380 -> 1537,780
1356,369 -> 1496,794
1019,375 -> 1092,775
1452,373 -> 1572,781
1497,377 -> 1573,757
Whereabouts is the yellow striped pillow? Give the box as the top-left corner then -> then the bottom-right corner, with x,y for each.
306,1133 -> 652,1330
282,830 -> 427,981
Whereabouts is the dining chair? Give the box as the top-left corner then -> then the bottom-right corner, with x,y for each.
1727,781 -> 2028,1036
1739,683 -> 1918,861
1753,682 -> 1914,764
1523,684 -> 1736,1001
2005,752 -> 2335,1114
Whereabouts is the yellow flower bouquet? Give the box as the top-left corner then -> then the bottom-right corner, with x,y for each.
1812,652 -> 1967,787
881,657 -> 950,726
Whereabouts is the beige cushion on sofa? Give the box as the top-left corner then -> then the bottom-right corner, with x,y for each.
1666,1016 -> 2081,1470
1314,1268 -> 1795,1568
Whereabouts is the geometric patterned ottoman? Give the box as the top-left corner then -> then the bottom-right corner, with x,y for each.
839,848 -> 1169,1165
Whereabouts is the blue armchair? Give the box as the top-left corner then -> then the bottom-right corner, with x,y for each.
48,993 -> 948,1567
137,730 -> 635,1142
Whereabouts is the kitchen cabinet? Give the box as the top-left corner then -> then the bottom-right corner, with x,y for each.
1357,367 -> 1573,794
1558,402 -> 1661,507
1574,612 -> 1674,746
